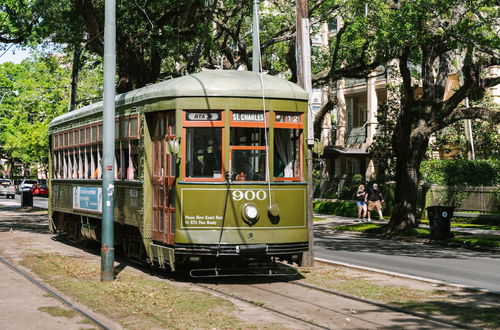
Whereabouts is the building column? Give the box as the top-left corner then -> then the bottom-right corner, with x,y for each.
336,78 -> 346,146
366,71 -> 378,144
365,158 -> 376,181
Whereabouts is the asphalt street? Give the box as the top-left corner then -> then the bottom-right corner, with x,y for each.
314,220 -> 500,293
0,194 -> 48,209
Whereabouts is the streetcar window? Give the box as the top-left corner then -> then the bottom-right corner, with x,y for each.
85,127 -> 91,143
186,127 -> 222,178
128,140 -> 140,179
114,140 -> 140,180
129,117 -> 139,138
274,128 -> 302,179
115,145 -> 122,179
232,149 -> 267,181
230,127 -> 266,146
230,127 -> 268,181
91,126 -> 97,142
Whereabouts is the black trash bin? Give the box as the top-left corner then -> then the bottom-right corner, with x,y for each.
426,206 -> 454,240
21,190 -> 33,207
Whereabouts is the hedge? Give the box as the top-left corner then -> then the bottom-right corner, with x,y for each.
313,200 -> 358,217
420,159 -> 500,186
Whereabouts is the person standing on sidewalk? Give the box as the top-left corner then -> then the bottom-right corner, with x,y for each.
355,184 -> 367,222
365,183 -> 384,221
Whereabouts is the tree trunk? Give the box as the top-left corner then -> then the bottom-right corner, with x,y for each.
387,111 -> 429,232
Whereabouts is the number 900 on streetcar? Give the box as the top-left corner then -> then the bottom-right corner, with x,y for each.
48,70 -> 309,276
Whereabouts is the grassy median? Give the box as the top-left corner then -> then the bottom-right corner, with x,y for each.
332,222 -> 500,248
301,266 -> 500,329
21,252 -> 256,329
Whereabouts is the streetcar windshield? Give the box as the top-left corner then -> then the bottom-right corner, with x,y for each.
230,127 -> 268,181
185,127 -> 222,178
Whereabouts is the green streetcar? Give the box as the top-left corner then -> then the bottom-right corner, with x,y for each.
48,70 -> 309,275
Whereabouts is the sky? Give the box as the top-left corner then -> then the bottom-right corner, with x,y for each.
0,44 -> 32,64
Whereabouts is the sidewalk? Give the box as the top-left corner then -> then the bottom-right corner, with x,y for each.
0,260 -> 88,330
314,213 -> 500,237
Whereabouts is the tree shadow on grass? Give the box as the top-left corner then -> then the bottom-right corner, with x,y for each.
392,290 -> 500,329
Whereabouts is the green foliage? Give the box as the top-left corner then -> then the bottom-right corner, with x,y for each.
0,56 -> 69,166
333,223 -> 384,233
313,200 -> 357,217
420,160 -> 500,186
351,174 -> 363,185
431,119 -> 500,160
448,236 -> 500,248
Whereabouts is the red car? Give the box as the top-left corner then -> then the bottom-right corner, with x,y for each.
31,184 -> 49,197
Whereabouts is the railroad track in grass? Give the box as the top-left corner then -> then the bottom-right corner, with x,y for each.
191,277 -> 476,330
0,255 -> 112,330
34,236 -> 476,329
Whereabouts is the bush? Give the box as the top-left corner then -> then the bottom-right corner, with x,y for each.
313,200 -> 358,217
421,159 -> 500,186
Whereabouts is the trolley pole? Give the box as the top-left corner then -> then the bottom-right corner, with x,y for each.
296,0 -> 315,267
101,0 -> 116,281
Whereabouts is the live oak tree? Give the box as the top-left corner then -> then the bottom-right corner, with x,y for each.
315,0 -> 500,231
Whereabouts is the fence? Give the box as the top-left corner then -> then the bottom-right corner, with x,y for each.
422,184 -> 499,212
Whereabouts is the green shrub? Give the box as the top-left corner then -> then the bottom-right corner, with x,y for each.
421,159 -> 500,186
313,200 -> 358,217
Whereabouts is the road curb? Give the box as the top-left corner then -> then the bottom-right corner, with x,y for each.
314,257 -> 500,296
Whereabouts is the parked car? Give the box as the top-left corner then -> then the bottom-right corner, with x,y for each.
31,183 -> 49,197
0,179 -> 16,199
16,179 -> 39,194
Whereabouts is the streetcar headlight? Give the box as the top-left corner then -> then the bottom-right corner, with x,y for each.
245,205 -> 258,220
241,203 -> 259,225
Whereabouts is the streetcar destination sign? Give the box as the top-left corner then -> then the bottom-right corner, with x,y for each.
232,112 -> 265,122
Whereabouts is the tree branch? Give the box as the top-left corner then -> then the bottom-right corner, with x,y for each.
432,106 -> 500,133
399,47 -> 413,103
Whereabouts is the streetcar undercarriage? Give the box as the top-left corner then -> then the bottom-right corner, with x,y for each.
51,211 -> 305,277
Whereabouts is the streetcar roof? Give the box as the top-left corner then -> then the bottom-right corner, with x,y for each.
49,70 -> 308,129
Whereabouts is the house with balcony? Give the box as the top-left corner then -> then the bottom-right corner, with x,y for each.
315,70 -> 388,186
315,65 -> 500,189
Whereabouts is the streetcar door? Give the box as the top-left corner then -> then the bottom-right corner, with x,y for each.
151,112 -> 176,245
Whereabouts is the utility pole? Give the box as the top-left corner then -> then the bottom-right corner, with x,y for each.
296,0 -> 315,267
252,0 -> 260,73
101,0 -> 116,281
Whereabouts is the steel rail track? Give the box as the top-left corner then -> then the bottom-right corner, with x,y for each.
193,282 -> 331,330
290,281 -> 479,330
0,255 -> 111,330
195,277 -> 480,330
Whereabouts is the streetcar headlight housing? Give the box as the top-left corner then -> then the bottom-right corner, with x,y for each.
241,203 -> 259,225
